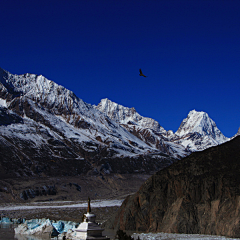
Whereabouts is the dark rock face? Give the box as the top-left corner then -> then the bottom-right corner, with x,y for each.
20,185 -> 57,200
105,136 -> 240,238
0,108 -> 23,125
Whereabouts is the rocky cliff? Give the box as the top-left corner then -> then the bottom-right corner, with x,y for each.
105,136 -> 240,238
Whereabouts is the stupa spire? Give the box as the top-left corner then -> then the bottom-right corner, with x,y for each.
87,197 -> 91,213
74,198 -> 110,239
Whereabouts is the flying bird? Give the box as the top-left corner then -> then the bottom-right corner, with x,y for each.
139,68 -> 147,77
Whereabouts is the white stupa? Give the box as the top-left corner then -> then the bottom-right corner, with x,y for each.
74,198 -> 110,240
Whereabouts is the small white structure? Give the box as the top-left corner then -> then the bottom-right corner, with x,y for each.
74,198 -> 110,240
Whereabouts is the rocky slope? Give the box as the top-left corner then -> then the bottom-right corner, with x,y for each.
104,136 -> 240,238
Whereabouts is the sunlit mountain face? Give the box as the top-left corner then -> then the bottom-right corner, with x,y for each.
0,68 -> 230,178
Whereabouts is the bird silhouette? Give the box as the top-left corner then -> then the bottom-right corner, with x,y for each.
139,68 -> 147,77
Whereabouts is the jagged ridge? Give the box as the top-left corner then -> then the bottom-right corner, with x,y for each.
0,67 -> 235,178
95,98 -> 231,156
0,68 -> 176,178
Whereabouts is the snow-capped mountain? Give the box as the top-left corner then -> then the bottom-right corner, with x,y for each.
95,98 -> 164,132
0,67 -> 233,178
173,110 -> 229,151
0,68 -> 148,154
95,99 -> 230,154
0,68 -> 176,177
95,98 -> 187,159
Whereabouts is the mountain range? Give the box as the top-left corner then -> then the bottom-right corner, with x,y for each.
95,98 -> 229,154
0,67 -> 234,178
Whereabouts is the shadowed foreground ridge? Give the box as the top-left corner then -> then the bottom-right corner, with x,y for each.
104,136 -> 240,238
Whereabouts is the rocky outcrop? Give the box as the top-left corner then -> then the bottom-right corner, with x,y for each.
20,185 -> 57,200
105,136 -> 240,238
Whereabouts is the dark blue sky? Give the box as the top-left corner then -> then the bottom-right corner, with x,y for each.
1,0 -> 240,137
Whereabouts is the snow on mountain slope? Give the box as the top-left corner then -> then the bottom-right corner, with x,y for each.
0,67 -> 231,178
0,68 -> 158,154
95,98 -> 188,158
0,67 -> 176,177
96,99 -> 230,155
96,98 -> 165,132
174,110 -> 229,151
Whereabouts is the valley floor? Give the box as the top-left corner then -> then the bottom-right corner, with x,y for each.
0,200 -> 239,240
0,174 -> 150,203
0,199 -> 122,223
1,174 -> 239,239
0,174 -> 150,222
132,232 -> 240,240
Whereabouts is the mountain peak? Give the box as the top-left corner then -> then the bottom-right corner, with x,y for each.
95,98 -> 164,132
175,109 -> 229,149
176,110 -> 212,136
